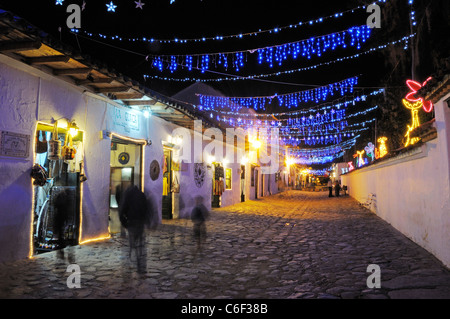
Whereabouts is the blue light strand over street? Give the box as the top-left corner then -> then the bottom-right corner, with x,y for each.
145,26 -> 372,73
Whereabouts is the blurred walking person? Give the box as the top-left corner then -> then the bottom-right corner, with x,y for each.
334,180 -> 341,197
191,195 -> 209,253
119,185 -> 150,274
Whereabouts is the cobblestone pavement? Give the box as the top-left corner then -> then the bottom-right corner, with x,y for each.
1,190 -> 450,299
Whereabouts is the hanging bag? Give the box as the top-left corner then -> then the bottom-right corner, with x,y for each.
36,130 -> 48,154
48,122 -> 61,161
62,131 -> 76,161
171,175 -> 180,193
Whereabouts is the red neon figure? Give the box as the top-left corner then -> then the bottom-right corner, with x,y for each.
348,161 -> 355,171
405,77 -> 433,112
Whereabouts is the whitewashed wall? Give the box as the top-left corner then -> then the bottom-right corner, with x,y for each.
0,54 -> 283,262
341,94 -> 450,268
0,55 -> 178,262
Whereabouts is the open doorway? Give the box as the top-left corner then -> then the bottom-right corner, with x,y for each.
162,147 -> 173,219
109,135 -> 143,234
32,122 -> 83,255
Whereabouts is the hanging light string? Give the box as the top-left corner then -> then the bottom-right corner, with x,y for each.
205,88 -> 384,118
280,119 -> 374,147
282,118 -> 376,138
143,34 -> 414,82
71,1 -> 388,44
198,76 -> 359,111
145,25 -> 372,73
69,28 -> 412,85
286,133 -> 361,153
288,136 -> 359,158
213,101 -> 378,132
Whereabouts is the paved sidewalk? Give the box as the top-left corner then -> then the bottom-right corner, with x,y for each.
1,190 -> 450,299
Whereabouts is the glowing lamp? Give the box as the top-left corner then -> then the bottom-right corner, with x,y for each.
285,157 -> 295,166
68,121 -> 79,137
252,139 -> 262,149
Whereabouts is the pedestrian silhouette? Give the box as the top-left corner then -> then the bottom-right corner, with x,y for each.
334,181 -> 341,197
54,189 -> 68,251
119,185 -> 150,273
115,184 -> 127,238
191,195 -> 209,252
53,188 -> 74,262
327,179 -> 334,197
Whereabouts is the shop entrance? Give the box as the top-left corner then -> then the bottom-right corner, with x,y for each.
32,122 -> 83,255
251,165 -> 258,199
109,136 -> 143,234
240,165 -> 245,202
261,173 -> 265,198
162,147 -> 173,219
212,162 -> 224,208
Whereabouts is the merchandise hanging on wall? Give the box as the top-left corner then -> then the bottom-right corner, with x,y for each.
31,164 -> 48,186
48,122 -> 61,161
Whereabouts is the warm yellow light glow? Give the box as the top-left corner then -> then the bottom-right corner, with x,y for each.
79,235 -> 111,245
57,120 -> 68,129
207,155 -> 216,164
251,139 -> 262,149
285,157 -> 295,166
240,156 -> 249,165
402,99 -> 422,147
29,123 -> 39,259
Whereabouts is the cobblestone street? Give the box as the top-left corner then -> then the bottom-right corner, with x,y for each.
1,190 -> 450,299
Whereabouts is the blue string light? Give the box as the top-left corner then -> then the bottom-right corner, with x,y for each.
200,89 -> 384,117
71,1 -> 389,44
198,77 -> 358,111
145,26 -> 371,73
142,35 -> 414,83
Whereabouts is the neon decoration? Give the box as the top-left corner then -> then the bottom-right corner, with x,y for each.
376,137 -> 388,159
353,150 -> 365,167
405,77 -> 433,112
364,142 -> 375,161
348,161 -> 355,171
403,99 -> 422,147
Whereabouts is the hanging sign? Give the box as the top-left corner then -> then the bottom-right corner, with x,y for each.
113,107 -> 139,132
0,131 -> 30,158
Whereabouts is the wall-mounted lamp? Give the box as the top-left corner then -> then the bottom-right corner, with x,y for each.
68,121 -> 79,137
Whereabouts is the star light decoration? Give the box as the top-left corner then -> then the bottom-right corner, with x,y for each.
56,0 -> 64,5
135,0 -> 145,9
106,1 -> 117,12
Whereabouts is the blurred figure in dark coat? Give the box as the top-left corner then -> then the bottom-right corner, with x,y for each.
191,196 -> 209,252
119,185 -> 150,273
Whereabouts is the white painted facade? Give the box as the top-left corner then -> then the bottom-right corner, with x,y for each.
341,93 -> 450,268
0,54 -> 281,262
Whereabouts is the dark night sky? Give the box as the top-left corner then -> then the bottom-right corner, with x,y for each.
0,0 -> 405,102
